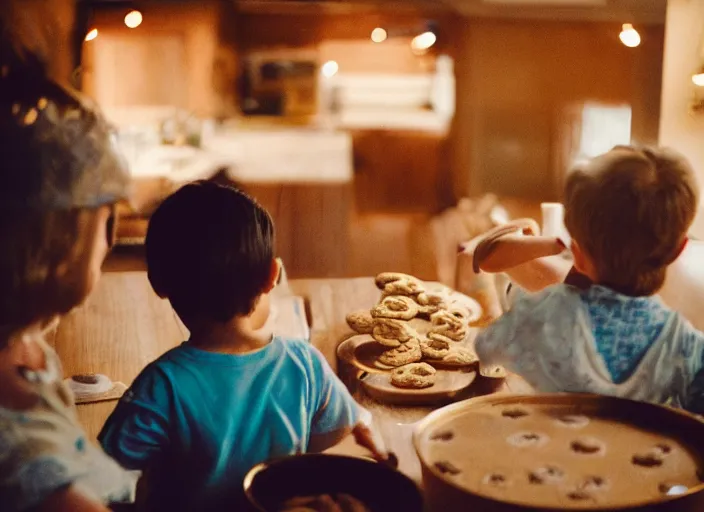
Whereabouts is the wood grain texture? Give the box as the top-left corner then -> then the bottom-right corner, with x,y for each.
237,182 -> 352,279
52,271 -> 532,481
352,130 -> 448,214
448,19 -> 664,201
52,273 -> 382,439
51,272 -> 187,439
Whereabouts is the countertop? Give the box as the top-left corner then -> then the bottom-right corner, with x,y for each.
122,129 -> 353,186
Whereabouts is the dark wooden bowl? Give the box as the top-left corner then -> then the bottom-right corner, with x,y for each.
243,453 -> 424,512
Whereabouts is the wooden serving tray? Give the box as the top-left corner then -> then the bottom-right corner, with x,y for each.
360,368 -> 477,407
338,335 -> 480,406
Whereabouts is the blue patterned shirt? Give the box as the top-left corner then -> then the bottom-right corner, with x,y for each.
581,286 -> 670,383
477,284 -> 704,411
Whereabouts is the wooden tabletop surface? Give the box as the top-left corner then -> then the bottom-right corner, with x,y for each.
47,273 -> 402,438
47,271 -> 531,482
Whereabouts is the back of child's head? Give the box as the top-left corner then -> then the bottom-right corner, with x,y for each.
564,146 -> 698,297
146,181 -> 275,325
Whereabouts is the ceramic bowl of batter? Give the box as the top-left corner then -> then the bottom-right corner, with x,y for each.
243,453 -> 423,512
414,394 -> 704,512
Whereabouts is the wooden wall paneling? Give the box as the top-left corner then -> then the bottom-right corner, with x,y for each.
234,11 -> 452,51
91,34 -> 188,108
629,25 -> 664,146
289,184 -> 350,278
238,183 -> 351,278
83,1 -> 220,116
318,39 -> 433,75
446,18 -> 475,200
448,18 -> 665,202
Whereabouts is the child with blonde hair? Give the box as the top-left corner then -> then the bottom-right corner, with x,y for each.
474,146 -> 704,410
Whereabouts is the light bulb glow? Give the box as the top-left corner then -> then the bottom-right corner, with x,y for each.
124,10 -> 143,29
619,23 -> 640,48
371,27 -> 387,43
693,73 -> 704,87
321,60 -> 339,78
411,31 -> 437,51
85,28 -> 98,42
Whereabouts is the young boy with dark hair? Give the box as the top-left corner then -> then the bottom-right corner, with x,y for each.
473,146 -> 704,411
99,181 -> 382,512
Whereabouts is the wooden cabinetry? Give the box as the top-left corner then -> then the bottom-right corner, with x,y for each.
235,182 -> 352,279
351,130 -> 450,214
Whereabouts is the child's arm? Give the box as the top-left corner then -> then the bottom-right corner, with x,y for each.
476,235 -> 566,273
306,348 -> 388,461
98,368 -> 171,471
460,231 -> 573,293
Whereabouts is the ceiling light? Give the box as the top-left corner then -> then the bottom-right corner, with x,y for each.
411,31 -> 437,51
371,28 -> 387,43
124,10 -> 143,29
321,60 -> 339,78
84,28 -> 98,42
619,23 -> 640,48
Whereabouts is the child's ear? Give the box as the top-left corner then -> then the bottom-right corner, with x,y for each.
571,241 -> 589,275
262,258 -> 280,293
571,241 -> 582,264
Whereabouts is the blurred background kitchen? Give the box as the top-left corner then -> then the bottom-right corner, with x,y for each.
36,0 -> 704,284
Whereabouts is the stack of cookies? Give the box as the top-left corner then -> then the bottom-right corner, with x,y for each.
346,272 -> 482,389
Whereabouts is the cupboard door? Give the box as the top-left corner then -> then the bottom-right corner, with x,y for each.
92,34 -> 187,108
352,131 -> 445,214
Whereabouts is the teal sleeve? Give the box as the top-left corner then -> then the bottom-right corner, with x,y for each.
307,346 -> 360,435
98,366 -> 171,471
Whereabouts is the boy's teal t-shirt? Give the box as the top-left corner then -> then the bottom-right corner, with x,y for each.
98,337 -> 360,511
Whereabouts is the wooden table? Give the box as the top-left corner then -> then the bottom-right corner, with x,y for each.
48,271 -> 531,482
48,273 -> 402,439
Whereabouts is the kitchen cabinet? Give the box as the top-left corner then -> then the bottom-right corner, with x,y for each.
226,182 -> 352,279
352,130 -> 450,214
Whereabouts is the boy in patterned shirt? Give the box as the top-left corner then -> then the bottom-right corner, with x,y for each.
474,146 -> 704,411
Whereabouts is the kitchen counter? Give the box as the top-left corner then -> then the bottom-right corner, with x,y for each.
116,127 -> 354,277
205,128 -> 353,184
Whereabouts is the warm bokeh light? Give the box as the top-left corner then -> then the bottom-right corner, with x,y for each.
693,72 -> 704,87
371,27 -> 387,43
124,10 -> 143,29
411,31 -> 437,51
321,60 -> 339,78
84,28 -> 98,42
619,23 -> 640,48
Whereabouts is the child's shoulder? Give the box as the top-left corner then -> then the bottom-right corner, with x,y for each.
277,337 -> 324,364
512,283 -> 584,312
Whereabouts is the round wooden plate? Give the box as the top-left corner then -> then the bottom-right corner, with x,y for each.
338,335 -> 481,374
337,334 -> 391,375
359,367 -> 477,407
